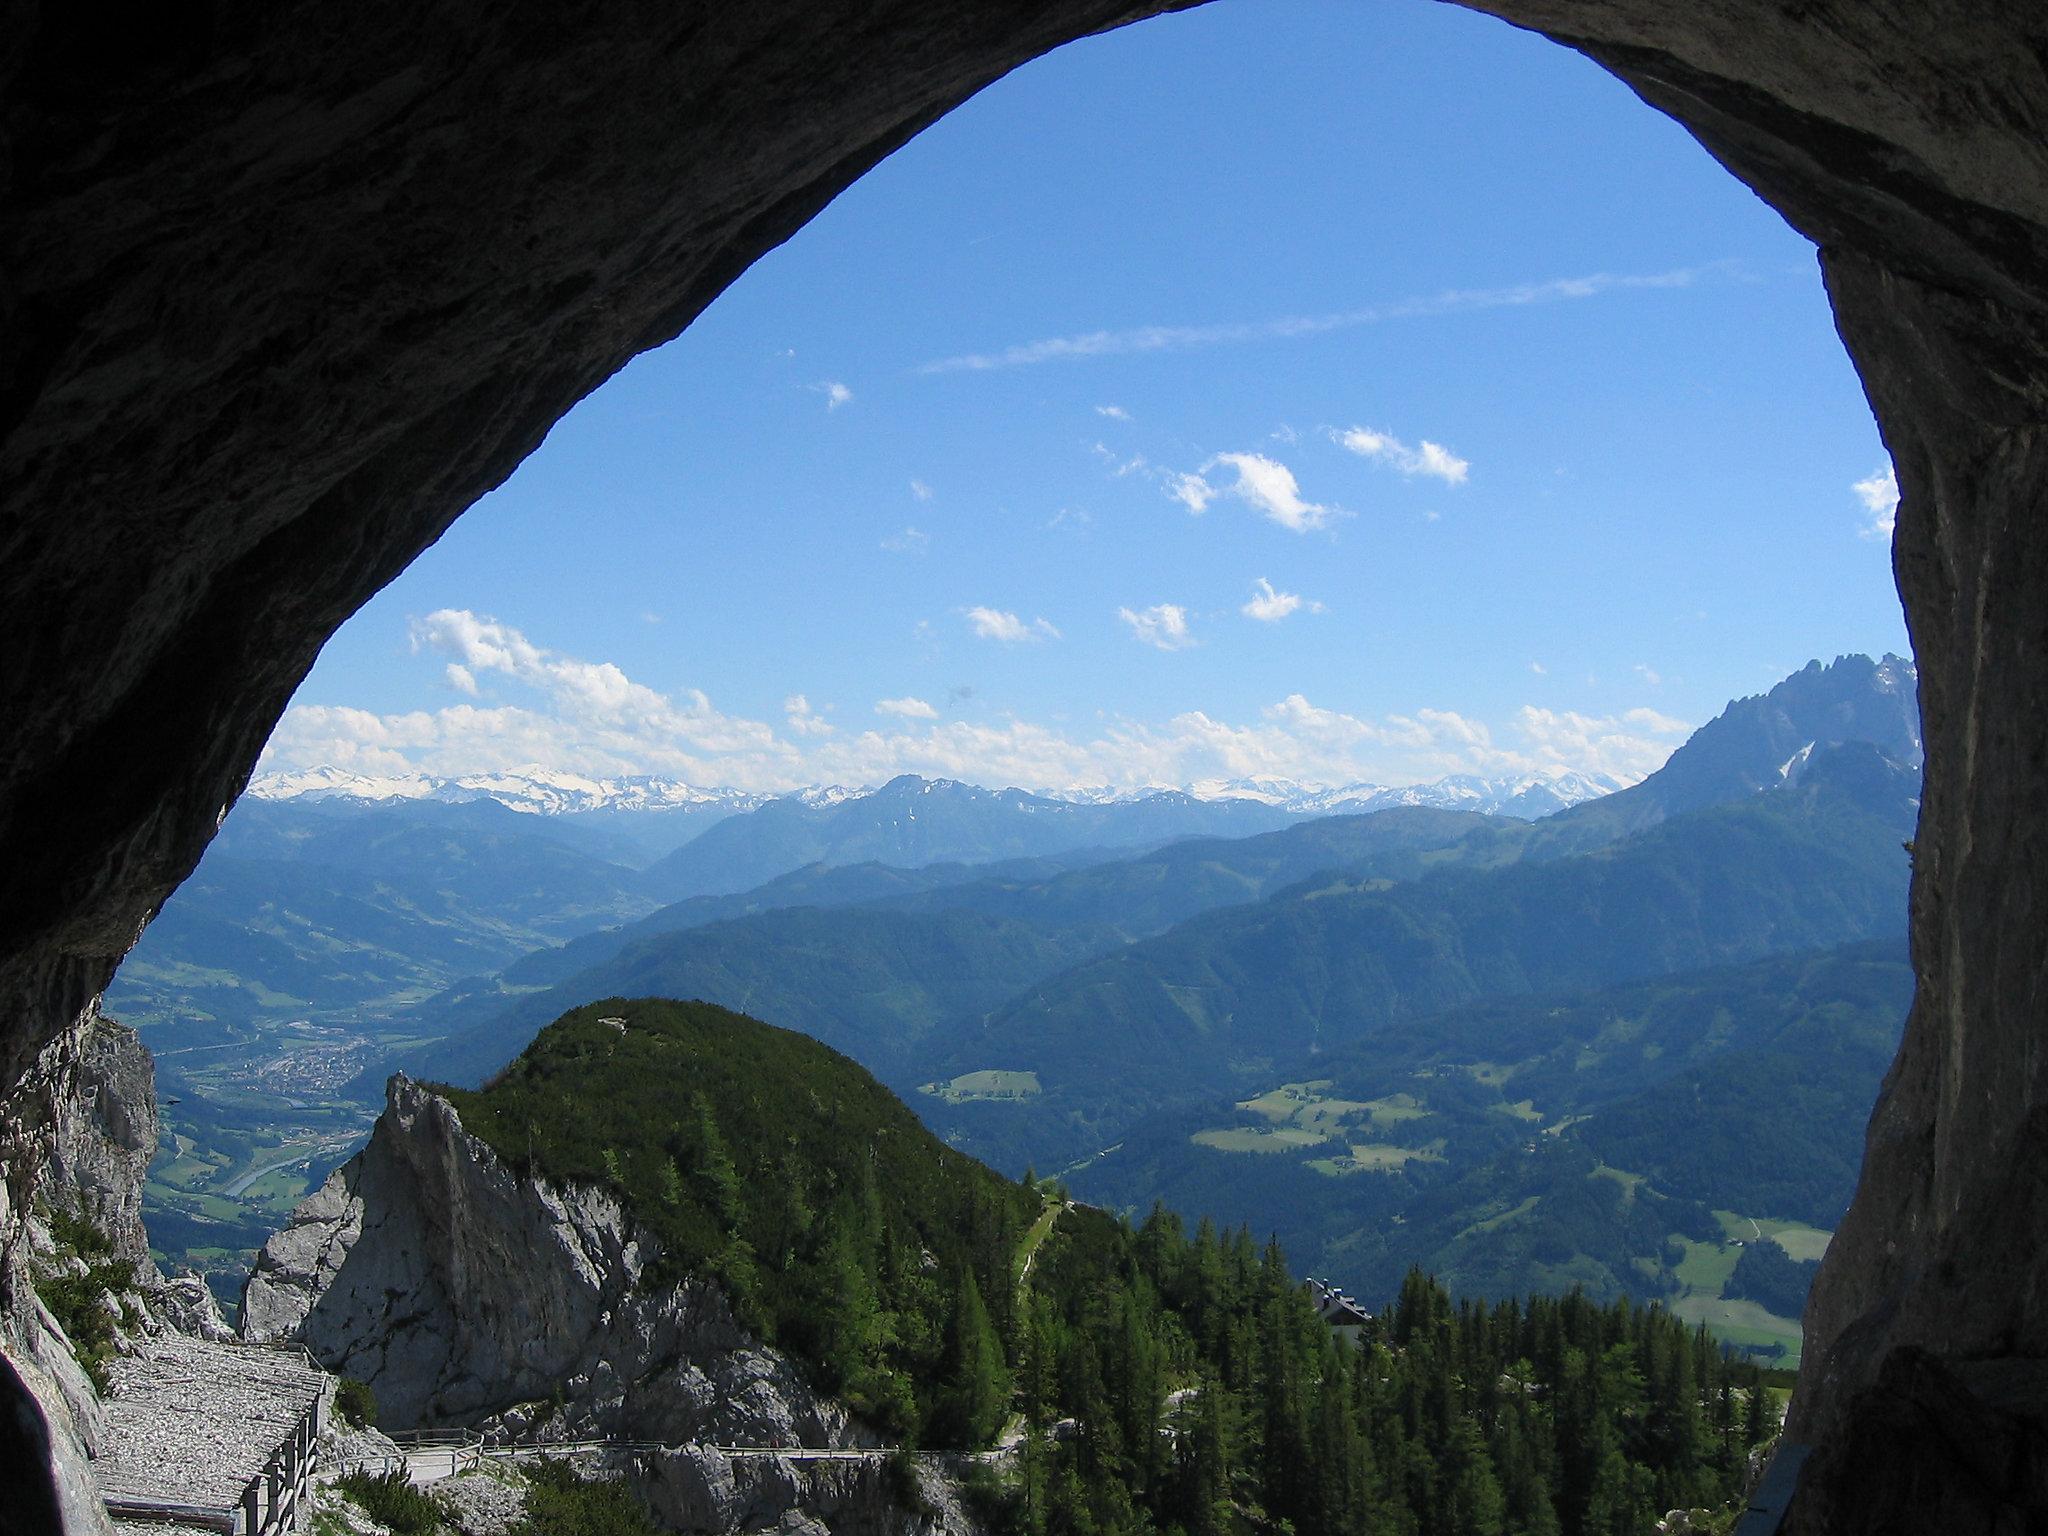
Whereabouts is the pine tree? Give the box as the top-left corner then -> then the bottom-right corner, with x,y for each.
937,1268 -> 1011,1449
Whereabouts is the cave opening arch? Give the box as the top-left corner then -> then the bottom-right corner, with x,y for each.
2,2 -> 2046,1530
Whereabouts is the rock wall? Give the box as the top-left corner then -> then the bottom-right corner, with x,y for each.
0,1005 -> 163,1536
245,1076 -> 859,1451
632,1445 -> 984,1536
2,3 -> 2047,1530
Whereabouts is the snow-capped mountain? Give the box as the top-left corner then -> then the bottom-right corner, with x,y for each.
249,764 -> 1631,823
247,766 -> 773,817
1174,770 -> 1629,820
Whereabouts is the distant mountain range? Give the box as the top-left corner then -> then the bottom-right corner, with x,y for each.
397,653 -> 1920,1125
248,763 -> 1630,827
144,652 -> 1921,1341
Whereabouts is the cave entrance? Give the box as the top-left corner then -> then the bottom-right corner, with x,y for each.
135,0 -> 1910,1382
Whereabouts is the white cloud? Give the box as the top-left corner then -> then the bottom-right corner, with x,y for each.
1047,507 -> 1092,532
1095,404 -> 1132,421
965,606 -> 1060,644
1529,661 -> 1547,675
259,613 -> 1696,796
882,525 -> 930,554
1634,664 -> 1662,687
918,265 -> 1721,372
406,609 -> 781,758
784,694 -> 834,737
1241,578 -> 1321,623
1191,452 -> 1341,533
1335,427 -> 1471,485
1854,463 -> 1899,539
911,479 -> 934,501
1512,705 -> 1690,779
1167,472 -> 1216,515
1120,603 -> 1196,651
817,381 -> 853,410
445,663 -> 479,696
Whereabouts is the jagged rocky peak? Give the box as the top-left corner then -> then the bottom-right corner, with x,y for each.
242,1072 -> 856,1447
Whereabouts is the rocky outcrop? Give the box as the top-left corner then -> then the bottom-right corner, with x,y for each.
245,1076 -> 857,1451
24,1009 -> 160,1281
3,3 -> 2048,1529
633,1446 -> 982,1536
0,1005 -> 162,1536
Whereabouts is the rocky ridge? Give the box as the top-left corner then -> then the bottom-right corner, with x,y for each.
243,1075 -> 855,1445
243,1074 -> 978,1532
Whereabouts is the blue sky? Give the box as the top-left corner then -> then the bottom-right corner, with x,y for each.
261,0 -> 1907,795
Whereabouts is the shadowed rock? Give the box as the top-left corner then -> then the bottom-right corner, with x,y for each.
3,3 -> 2047,1528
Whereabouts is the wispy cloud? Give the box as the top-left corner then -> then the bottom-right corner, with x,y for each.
1167,472 -> 1216,515
966,606 -> 1060,644
816,381 -> 853,410
918,265 -> 1722,373
1335,427 -> 1470,486
876,696 -> 939,720
785,694 -> 834,737
1854,463 -> 1898,540
882,525 -> 930,554
910,478 -> 934,501
1176,452 -> 1341,533
1120,603 -> 1196,651
1242,578 -> 1321,623
1095,404 -> 1132,421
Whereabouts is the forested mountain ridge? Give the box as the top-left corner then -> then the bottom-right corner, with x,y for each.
642,774 -> 1304,900
395,804 -> 1533,1093
436,998 -> 1042,1439
923,740 -> 1917,1167
315,998 -> 1784,1534
409,904 -> 1125,1091
1074,939 -> 1912,1326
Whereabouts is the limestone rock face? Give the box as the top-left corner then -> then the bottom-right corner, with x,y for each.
30,1010 -> 160,1281
152,1273 -> 235,1345
634,1445 -> 982,1536
3,2 -> 2048,1530
244,1076 -> 855,1451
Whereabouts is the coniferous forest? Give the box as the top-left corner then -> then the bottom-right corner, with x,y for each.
1007,1203 -> 1779,1536
441,1000 -> 1780,1534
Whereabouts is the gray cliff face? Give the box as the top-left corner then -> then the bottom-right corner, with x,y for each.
634,1446 -> 983,1536
244,1076 -> 858,1450
30,1008 -> 161,1280
0,1005 -> 166,1536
